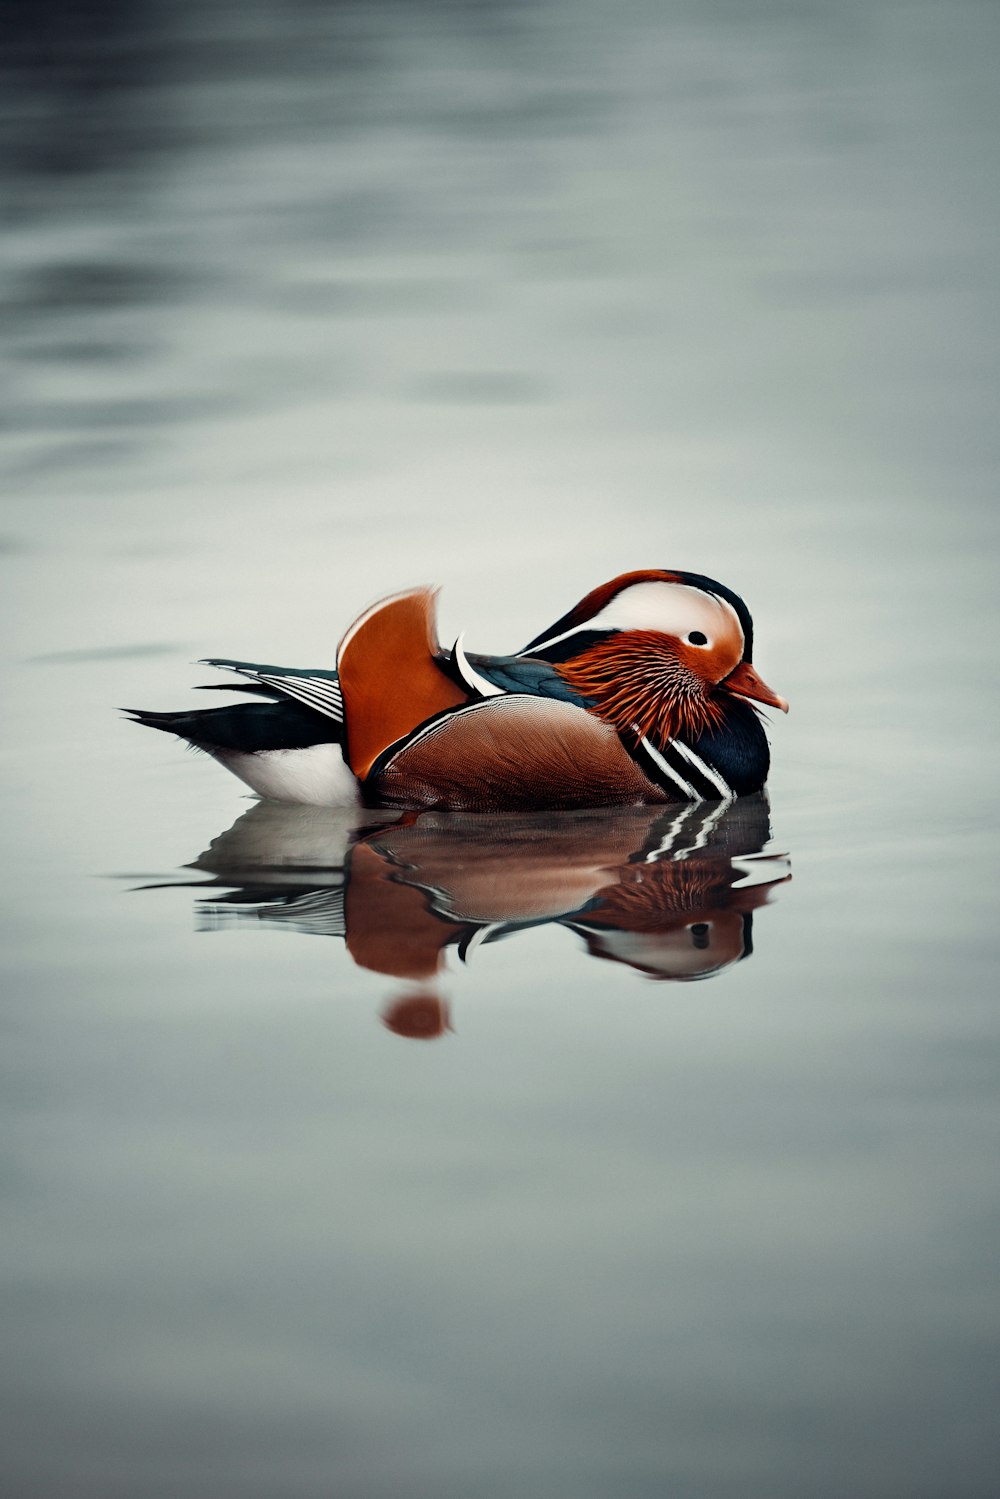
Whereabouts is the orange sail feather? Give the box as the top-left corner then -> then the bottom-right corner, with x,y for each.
336,589 -> 466,780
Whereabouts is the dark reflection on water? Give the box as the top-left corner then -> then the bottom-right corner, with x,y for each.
154,796 -> 789,1032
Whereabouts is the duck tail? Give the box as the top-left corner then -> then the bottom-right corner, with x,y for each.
123,701 -> 343,755
122,708 -> 190,738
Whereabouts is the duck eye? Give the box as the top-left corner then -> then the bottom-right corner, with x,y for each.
687,630 -> 708,646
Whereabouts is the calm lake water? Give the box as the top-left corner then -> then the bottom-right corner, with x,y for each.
2,2 -> 998,1495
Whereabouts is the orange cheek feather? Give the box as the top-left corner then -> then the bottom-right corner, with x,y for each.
555,632 -> 727,744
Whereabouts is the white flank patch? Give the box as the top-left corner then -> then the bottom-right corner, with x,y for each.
218,744 -> 360,806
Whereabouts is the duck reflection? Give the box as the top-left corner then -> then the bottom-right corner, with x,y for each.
179,795 -> 789,1033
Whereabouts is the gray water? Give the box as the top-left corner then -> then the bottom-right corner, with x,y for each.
2,2 -> 999,1495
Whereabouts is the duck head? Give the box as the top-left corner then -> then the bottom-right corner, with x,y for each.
522,569 -> 788,744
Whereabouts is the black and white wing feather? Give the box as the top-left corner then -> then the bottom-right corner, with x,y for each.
202,658 -> 344,723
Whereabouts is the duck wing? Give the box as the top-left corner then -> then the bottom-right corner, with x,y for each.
451,644 -> 595,705
124,699 -> 340,753
197,610 -> 590,757
366,694 -> 664,812
200,657 -> 345,722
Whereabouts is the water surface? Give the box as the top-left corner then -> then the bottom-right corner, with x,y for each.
2,2 -> 998,1495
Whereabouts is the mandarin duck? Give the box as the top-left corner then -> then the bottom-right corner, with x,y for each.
128,569 -> 787,810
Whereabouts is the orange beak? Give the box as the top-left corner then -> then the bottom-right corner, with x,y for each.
723,660 -> 789,714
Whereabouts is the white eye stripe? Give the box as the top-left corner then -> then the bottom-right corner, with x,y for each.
532,583 -> 743,655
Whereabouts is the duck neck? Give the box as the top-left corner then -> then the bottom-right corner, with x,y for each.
629,696 -> 770,800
